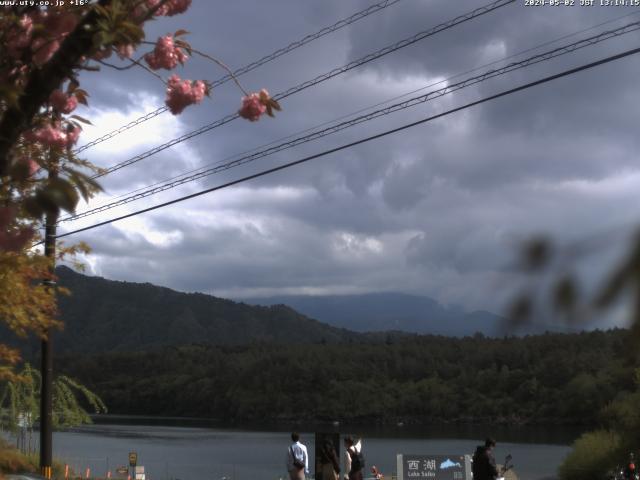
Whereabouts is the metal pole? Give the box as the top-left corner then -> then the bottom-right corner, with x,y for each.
40,164 -> 58,479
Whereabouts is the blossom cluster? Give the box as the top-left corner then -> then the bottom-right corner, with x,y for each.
49,90 -> 78,115
4,0 -> 275,186
145,36 -> 188,70
238,93 -> 266,122
238,89 -> 280,122
7,11 -> 79,67
165,75 -> 207,115
24,123 -> 81,149
146,0 -> 192,17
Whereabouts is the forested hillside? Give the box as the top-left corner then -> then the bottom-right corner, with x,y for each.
57,329 -> 633,426
5,266 -> 361,355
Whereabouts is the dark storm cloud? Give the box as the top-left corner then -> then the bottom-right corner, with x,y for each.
60,0 -> 640,322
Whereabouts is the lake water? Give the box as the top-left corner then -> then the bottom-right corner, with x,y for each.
36,420 -> 580,480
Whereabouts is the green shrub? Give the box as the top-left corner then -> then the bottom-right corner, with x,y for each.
558,430 -> 622,480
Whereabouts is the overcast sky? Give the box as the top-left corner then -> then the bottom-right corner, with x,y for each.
58,0 -> 640,327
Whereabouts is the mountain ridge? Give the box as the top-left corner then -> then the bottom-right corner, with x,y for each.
241,292 -> 503,336
0,267 -> 573,356
1,266 -> 362,355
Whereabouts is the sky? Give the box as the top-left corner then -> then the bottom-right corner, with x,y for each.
58,0 -> 640,328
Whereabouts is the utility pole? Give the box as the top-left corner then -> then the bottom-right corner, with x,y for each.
40,162 -> 58,479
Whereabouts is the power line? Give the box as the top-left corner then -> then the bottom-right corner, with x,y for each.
52,45 -> 640,241
88,0 -> 516,178
73,0 -> 403,154
209,0 -> 402,89
58,21 -> 640,224
91,9 -> 640,208
74,108 -> 168,154
73,7 -> 640,158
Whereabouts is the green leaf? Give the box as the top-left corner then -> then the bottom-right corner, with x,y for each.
63,168 -> 104,196
39,178 -> 80,214
75,91 -> 89,106
93,4 -> 110,17
0,85 -> 20,108
67,79 -> 80,94
270,99 -> 282,111
8,160 -> 30,182
23,196 -> 46,219
70,115 -> 93,125
66,171 -> 91,202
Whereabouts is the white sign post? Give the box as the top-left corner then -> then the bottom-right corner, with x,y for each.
396,454 -> 472,480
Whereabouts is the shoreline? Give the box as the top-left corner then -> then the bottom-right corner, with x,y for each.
85,415 -> 584,446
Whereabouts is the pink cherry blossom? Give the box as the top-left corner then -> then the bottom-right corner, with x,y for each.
17,156 -> 39,177
7,15 -> 34,58
1,65 -> 29,88
26,158 -> 39,176
46,12 -> 78,37
24,122 -> 80,148
165,75 -> 206,115
145,35 -> 188,70
146,0 -> 192,16
238,93 -> 266,122
49,90 -> 78,114
28,12 -> 78,66
31,37 -> 60,66
24,124 -> 67,148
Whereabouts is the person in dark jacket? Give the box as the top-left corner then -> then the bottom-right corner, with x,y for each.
472,438 -> 499,480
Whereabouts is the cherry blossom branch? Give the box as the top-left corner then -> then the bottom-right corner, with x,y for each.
140,40 -> 248,95
139,0 -> 173,23
190,48 -> 249,96
96,56 -> 166,84
93,50 -> 146,71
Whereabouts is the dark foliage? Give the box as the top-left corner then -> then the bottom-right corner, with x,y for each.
56,329 -> 633,426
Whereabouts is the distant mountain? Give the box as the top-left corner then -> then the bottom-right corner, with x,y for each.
1,266 -> 362,355
241,292 -> 503,336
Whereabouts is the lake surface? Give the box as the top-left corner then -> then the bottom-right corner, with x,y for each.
35,420 -> 580,480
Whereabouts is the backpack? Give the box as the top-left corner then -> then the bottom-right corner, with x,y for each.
349,447 -> 365,472
291,446 -> 305,470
